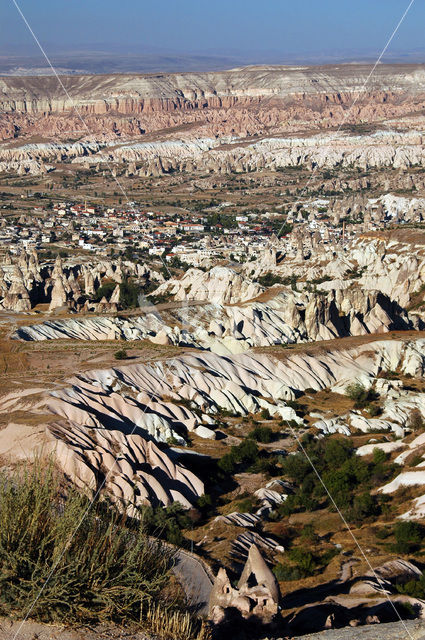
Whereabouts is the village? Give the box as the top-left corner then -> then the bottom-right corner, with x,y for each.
0,190 -> 416,268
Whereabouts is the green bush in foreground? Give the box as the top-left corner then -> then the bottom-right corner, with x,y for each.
0,461 -> 175,626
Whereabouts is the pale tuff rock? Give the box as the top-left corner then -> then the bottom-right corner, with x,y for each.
84,268 -> 95,296
47,421 -> 204,511
109,284 -> 120,304
152,266 -> 264,305
232,531 -> 285,562
48,130 -> 425,176
6,125 -> 425,178
3,69 -> 425,166
0,250 -> 160,314
350,559 -> 422,596
1,265 -> 31,312
214,512 -> 261,528
209,544 -> 280,624
14,287 -> 416,351
49,277 -> 69,311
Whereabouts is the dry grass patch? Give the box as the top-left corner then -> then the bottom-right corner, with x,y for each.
254,330 -> 425,362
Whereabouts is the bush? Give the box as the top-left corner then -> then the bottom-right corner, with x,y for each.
218,453 -> 236,475
197,494 -> 212,510
95,281 -> 117,302
248,426 -> 273,443
287,548 -> 317,576
409,408 -> 424,432
280,452 -> 311,484
346,492 -> 378,523
285,399 -> 307,416
373,448 -> 388,464
345,382 -> 368,405
393,521 -> 423,553
397,574 -> 425,599
217,438 -> 260,476
345,382 -> 378,409
260,408 -> 272,420
233,438 -> 259,464
139,502 -> 191,547
273,563 -> 303,581
367,404 -> 382,417
120,279 -> 140,309
235,496 -> 257,512
114,349 -> 128,360
257,273 -> 295,288
0,460 -> 173,624
300,524 -> 318,544
280,435 -> 396,518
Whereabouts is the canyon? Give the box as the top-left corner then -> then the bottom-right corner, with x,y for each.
3,61 -> 425,639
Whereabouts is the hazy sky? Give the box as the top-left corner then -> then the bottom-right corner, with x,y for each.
1,0 -> 423,61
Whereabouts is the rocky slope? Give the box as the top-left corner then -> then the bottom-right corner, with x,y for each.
3,337 -> 425,513
2,64 -> 425,143
4,129 -> 425,176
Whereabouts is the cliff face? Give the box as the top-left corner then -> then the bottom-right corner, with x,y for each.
1,64 -> 425,141
1,64 -> 425,113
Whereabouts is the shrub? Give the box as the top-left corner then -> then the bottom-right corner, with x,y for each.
248,425 -> 273,443
345,382 -> 378,409
345,382 -> 368,403
375,526 -> 392,540
346,492 -> 378,523
321,548 -> 339,566
218,439 -> 260,476
378,370 -> 399,380
0,460 -> 174,625
300,524 -> 318,544
397,574 -> 425,599
248,455 -> 279,475
373,448 -> 388,464
114,349 -> 128,360
287,548 -> 317,576
409,408 -> 424,432
285,399 -> 307,416
280,435 -> 395,518
273,563 -> 303,581
139,502 -> 191,547
95,281 -> 116,302
257,273 -> 294,288
393,521 -> 423,554
280,452 -> 311,484
408,455 -> 423,468
235,497 -> 257,512
367,404 -> 382,417
119,279 -> 140,309
197,494 -> 212,510
260,408 -> 272,420
322,438 -> 353,469
218,453 -> 236,475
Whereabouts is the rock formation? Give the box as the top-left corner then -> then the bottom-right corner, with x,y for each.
209,544 -> 280,624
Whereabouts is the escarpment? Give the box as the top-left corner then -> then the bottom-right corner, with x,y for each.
2,64 -> 425,143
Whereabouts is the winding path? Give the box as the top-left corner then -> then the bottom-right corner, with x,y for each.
172,548 -> 214,616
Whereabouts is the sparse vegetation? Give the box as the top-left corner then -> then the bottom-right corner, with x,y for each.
0,461 -> 172,625
277,436 -> 398,521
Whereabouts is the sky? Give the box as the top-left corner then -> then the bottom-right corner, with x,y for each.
0,0 -> 424,66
